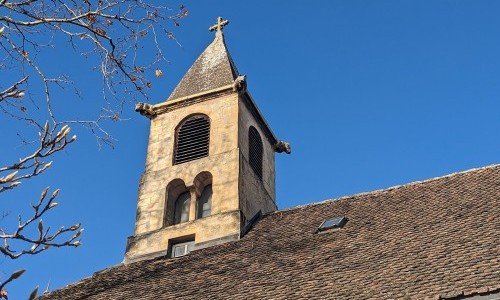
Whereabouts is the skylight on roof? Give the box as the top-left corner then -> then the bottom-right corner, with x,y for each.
318,216 -> 347,232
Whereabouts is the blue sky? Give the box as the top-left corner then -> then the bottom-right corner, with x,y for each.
2,1 -> 499,297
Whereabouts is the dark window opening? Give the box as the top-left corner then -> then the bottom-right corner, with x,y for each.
174,115 -> 210,165
164,179 -> 189,227
173,191 -> 191,224
248,126 -> 263,180
197,184 -> 212,219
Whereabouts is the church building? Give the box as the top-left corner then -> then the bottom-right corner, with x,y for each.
41,18 -> 500,300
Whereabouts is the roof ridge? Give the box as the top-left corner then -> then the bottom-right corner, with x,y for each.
221,33 -> 239,78
272,164 -> 500,215
40,163 -> 500,299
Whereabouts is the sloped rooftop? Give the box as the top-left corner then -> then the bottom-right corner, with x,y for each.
41,164 -> 500,299
167,31 -> 239,101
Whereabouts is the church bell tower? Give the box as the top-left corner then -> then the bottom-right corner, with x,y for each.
125,17 -> 290,262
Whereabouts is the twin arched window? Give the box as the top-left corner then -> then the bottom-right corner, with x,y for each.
248,126 -> 263,180
167,176 -> 213,226
174,115 -> 210,165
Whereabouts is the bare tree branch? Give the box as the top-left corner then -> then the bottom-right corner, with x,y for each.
0,0 -> 187,296
0,76 -> 27,101
0,121 -> 76,193
0,187 -> 82,260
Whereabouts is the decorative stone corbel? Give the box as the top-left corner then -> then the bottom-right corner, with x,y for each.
273,140 -> 291,154
233,75 -> 247,93
134,102 -> 156,119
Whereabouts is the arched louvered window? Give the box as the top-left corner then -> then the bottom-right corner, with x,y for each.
174,115 -> 210,165
248,126 -> 263,180
197,184 -> 213,219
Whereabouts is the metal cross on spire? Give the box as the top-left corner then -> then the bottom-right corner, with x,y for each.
209,16 -> 229,35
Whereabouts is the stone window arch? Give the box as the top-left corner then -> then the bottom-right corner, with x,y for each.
174,114 -> 210,165
164,179 -> 190,226
248,126 -> 263,180
193,171 -> 213,219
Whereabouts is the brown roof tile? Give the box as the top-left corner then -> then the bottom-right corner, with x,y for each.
41,164 -> 500,299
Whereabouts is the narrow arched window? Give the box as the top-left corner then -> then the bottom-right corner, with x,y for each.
248,126 -> 263,180
197,184 -> 212,219
174,115 -> 210,165
174,192 -> 191,224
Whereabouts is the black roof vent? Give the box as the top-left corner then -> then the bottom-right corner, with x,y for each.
318,216 -> 347,232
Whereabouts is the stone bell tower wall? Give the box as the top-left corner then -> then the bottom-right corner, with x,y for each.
133,91 -> 241,237
237,94 -> 277,223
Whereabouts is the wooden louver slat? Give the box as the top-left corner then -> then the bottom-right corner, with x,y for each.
174,115 -> 210,164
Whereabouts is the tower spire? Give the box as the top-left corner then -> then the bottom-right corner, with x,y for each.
209,16 -> 229,36
167,16 -> 238,101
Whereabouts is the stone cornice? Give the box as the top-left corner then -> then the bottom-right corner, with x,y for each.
140,84 -> 278,145
152,84 -> 235,116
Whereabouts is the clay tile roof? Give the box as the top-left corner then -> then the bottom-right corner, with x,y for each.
167,32 -> 239,101
40,164 -> 500,299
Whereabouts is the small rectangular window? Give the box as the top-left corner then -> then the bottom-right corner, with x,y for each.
171,240 -> 195,258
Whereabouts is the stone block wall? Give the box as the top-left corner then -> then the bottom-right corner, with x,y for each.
126,89 -> 278,260
127,91 -> 243,259
237,94 -> 277,222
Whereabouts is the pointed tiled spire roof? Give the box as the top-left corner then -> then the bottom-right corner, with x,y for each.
167,17 -> 239,100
